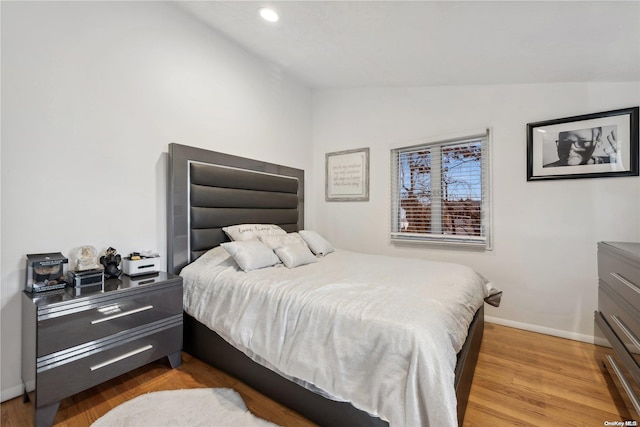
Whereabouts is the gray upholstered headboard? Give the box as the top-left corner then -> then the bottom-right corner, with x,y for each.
167,143 -> 304,274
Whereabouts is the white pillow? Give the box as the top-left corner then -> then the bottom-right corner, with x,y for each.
299,230 -> 335,256
274,242 -> 318,268
220,241 -> 280,272
222,224 -> 286,241
259,232 -> 307,250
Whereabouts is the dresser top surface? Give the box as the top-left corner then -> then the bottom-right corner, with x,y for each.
600,241 -> 640,259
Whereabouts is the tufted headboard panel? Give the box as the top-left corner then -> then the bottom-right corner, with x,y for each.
167,143 -> 304,274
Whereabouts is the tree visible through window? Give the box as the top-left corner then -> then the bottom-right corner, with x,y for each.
391,131 -> 490,247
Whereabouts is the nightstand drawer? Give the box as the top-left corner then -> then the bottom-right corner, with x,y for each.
36,321 -> 181,407
37,284 -> 182,356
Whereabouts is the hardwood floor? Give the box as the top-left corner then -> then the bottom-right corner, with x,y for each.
463,323 -> 631,427
1,323 -> 632,426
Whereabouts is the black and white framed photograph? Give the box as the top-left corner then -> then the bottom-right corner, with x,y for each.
325,147 -> 370,201
527,107 -> 639,181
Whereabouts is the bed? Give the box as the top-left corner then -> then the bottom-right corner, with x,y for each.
167,143 -> 499,426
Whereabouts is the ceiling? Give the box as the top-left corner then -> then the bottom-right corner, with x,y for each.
175,1 -> 640,89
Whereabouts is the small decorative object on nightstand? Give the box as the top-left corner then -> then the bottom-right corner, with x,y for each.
66,268 -> 104,290
123,252 -> 160,276
100,246 -> 122,278
75,245 -> 101,271
25,253 -> 69,293
22,271 -> 183,427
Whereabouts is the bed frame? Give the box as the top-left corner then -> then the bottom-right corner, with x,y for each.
167,143 -> 484,426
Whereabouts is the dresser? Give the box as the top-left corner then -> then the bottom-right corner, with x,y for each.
22,272 -> 183,427
594,241 -> 640,420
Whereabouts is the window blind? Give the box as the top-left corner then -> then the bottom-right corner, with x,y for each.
390,130 -> 490,248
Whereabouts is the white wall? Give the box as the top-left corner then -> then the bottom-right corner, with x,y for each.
1,1 -> 312,401
312,83 -> 640,342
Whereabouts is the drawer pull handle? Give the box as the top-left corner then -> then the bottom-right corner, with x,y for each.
606,354 -> 640,415
611,272 -> 640,295
610,314 -> 640,353
90,345 -> 153,371
91,305 -> 154,324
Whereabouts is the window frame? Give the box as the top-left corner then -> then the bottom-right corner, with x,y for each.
390,129 -> 492,250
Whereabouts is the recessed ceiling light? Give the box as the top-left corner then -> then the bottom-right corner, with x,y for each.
259,7 -> 279,23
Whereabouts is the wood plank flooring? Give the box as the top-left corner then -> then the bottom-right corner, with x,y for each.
463,324 -> 631,426
1,323 -> 632,426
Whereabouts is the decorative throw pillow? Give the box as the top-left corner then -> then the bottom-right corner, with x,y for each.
259,232 -> 307,250
220,241 -> 280,272
299,230 -> 335,257
274,242 -> 318,268
222,224 -> 286,242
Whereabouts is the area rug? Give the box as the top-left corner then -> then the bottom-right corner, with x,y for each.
91,388 -> 281,427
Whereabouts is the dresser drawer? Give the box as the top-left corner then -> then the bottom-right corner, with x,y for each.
598,245 -> 640,308
595,310 -> 640,388
599,284 -> 640,364
36,321 -> 181,407
37,284 -> 182,357
602,351 -> 640,420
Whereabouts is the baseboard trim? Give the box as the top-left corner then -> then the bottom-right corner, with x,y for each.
1,384 -> 23,403
485,315 -> 608,346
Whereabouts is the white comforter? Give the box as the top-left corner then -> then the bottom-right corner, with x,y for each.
181,247 -> 498,426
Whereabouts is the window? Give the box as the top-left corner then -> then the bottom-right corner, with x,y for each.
390,130 -> 491,248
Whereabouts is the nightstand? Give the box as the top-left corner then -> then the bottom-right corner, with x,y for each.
22,271 -> 183,427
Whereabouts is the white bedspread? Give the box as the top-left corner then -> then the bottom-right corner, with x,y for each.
181,247 -> 498,426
